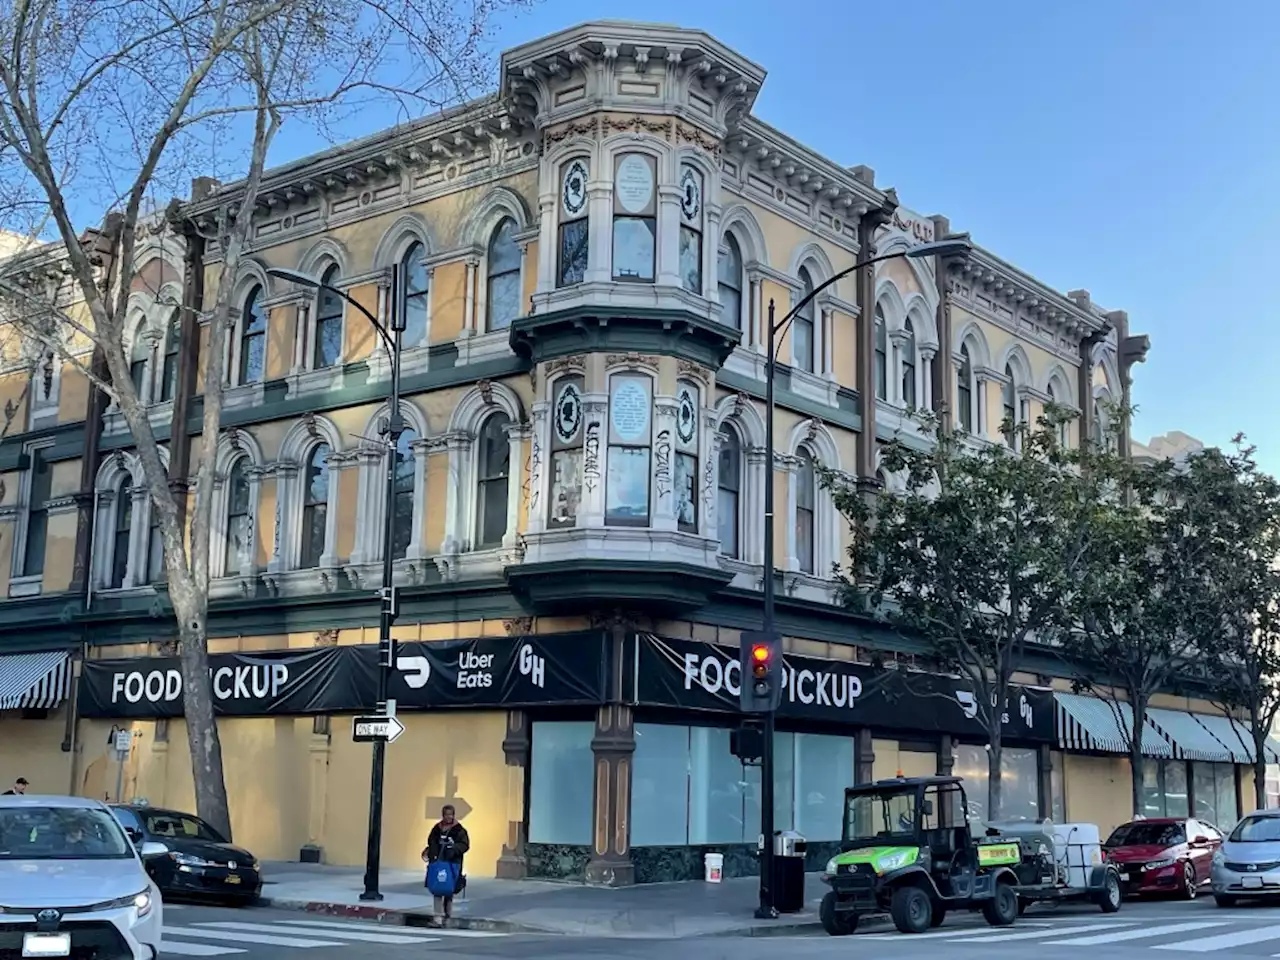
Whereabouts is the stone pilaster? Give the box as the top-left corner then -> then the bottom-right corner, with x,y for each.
496,710 -> 531,879
584,701 -> 635,886
856,728 -> 875,785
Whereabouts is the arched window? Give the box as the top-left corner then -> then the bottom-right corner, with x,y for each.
486,219 -> 522,332
874,304 -> 888,401
313,264 -> 344,368
796,448 -> 816,574
146,498 -> 164,583
239,285 -> 267,384
400,242 -> 429,346
224,459 -> 252,576
129,331 -> 149,398
1002,363 -> 1017,447
957,344 -> 974,433
300,444 -> 330,569
794,267 -> 816,373
901,317 -> 916,407
476,414 -> 511,548
160,317 -> 180,402
1093,400 -> 1107,449
391,429 -> 417,560
717,427 -> 741,558
1047,382 -> 1068,446
111,480 -> 132,588
718,235 -> 744,331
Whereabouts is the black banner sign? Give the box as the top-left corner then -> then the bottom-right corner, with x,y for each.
630,634 -> 1055,743
78,632 -> 608,719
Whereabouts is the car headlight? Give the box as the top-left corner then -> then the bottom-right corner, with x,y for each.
1212,850 -> 1225,865
825,858 -> 838,874
876,850 -> 914,873
91,890 -> 151,918
170,852 -> 210,867
1146,858 -> 1176,870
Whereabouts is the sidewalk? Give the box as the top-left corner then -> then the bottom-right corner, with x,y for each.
257,861 -> 828,938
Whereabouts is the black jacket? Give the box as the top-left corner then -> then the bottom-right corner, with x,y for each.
425,821 -> 470,868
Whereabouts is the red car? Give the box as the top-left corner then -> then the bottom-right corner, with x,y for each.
1103,817 -> 1223,899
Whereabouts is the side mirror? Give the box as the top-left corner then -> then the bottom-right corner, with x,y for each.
125,827 -> 142,845
139,841 -> 168,859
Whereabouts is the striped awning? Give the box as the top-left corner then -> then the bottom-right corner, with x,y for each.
1189,712 -> 1280,765
0,651 -> 72,710
1146,708 -> 1235,762
1055,692 -> 1173,757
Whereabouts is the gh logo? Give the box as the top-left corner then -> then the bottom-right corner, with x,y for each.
518,644 -> 545,688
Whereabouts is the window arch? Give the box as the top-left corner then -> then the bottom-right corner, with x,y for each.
1002,363 -> 1017,446
957,344 -> 975,433
794,267 -> 816,373
299,444 -> 331,569
475,413 -> 511,548
486,218 -> 522,332
718,234 -> 744,331
900,317 -> 916,407
717,426 -> 742,558
224,458 -> 253,576
400,242 -> 429,346
391,429 -> 417,560
111,479 -> 133,589
874,304 -> 887,400
239,285 -> 267,384
795,447 -> 816,575
313,264 -> 344,368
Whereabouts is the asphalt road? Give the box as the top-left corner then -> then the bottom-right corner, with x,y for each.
162,896 -> 1280,960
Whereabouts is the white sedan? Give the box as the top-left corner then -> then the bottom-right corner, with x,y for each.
0,794 -> 162,959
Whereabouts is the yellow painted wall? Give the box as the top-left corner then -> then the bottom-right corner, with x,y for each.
832,310 -> 857,386
0,376 -> 28,437
0,709 -> 74,794
333,465 -> 356,562
58,365 -> 90,424
266,305 -> 296,379
762,279 -> 793,364
872,739 -> 937,781
521,241 -> 538,312
424,452 -> 447,552
343,283 -> 380,363
1064,754 -> 1132,837
431,261 -> 467,344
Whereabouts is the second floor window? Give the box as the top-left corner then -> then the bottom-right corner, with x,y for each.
300,444 -> 330,569
796,449 -> 816,575
487,219 -> 522,331
957,344 -> 974,433
400,242 -> 429,346
21,447 -> 52,577
391,429 -> 417,560
717,428 -> 741,559
129,333 -> 149,398
160,317 -> 180,402
718,235 -> 744,331
613,154 -> 656,283
475,414 -> 510,548
901,318 -> 916,407
874,304 -> 887,400
558,158 -> 589,287
112,480 -> 132,589
224,459 -> 252,576
1003,364 -> 1017,447
793,267 -> 815,373
239,285 -> 267,385
678,164 -> 704,294
314,264 -> 344,368
147,499 -> 164,583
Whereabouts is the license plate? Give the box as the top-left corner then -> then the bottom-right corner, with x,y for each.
226,874 -> 242,884
1119,872 -> 1129,881
22,933 -> 70,958
1243,876 -> 1265,889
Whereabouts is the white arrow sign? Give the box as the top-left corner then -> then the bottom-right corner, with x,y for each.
352,715 -> 405,743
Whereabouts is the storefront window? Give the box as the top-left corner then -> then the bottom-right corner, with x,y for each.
1266,765 -> 1280,809
1050,750 -> 1066,822
952,744 -> 1038,823
529,722 -> 595,845
793,732 -> 855,840
1139,760 -> 1190,819
1193,761 -> 1239,829
631,724 -> 691,846
690,726 -> 758,845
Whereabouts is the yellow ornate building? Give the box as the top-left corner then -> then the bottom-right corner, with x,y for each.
0,22 -> 1265,885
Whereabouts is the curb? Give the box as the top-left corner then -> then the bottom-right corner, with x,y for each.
255,897 -> 555,934
701,919 -> 824,938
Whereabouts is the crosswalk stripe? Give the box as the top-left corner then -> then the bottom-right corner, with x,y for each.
280,920 -> 504,938
1042,920 -> 1230,945
955,920 -> 1135,943
197,921 -> 440,945
859,922 -> 1055,940
162,926 -> 342,948
159,941 -> 247,957
1154,924 -> 1280,952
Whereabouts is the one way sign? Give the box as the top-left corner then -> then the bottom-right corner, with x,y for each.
352,715 -> 405,744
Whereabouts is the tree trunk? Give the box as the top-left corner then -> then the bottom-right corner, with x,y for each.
1129,744 -> 1145,818
987,737 -> 1003,822
1255,755 -> 1268,811
168,570 -> 231,840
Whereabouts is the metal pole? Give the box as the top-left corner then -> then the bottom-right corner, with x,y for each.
756,299 -> 778,920
361,270 -> 402,902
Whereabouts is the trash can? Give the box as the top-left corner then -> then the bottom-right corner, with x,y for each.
772,830 -> 807,913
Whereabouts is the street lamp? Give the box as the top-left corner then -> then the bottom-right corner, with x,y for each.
266,265 -> 403,902
754,236 -> 970,920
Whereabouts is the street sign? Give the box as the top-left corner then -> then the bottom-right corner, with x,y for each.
113,730 -> 133,756
352,715 -> 405,744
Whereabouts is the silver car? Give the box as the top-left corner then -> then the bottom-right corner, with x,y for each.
1212,808 -> 1280,906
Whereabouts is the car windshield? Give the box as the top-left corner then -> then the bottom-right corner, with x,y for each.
1106,822 -> 1185,847
0,807 -> 133,860
144,812 -> 224,842
846,790 -> 917,844
1229,816 -> 1280,843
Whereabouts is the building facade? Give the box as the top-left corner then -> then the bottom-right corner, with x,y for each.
0,21 -> 1271,885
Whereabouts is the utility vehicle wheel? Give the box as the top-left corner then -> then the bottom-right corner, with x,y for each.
1180,862 -> 1198,900
819,892 -> 858,936
930,902 -> 946,928
890,886 -> 932,934
1214,894 -> 1239,908
982,882 -> 1018,927
1096,870 -> 1122,913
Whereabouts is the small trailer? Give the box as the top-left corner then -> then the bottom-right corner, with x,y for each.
981,820 -> 1124,914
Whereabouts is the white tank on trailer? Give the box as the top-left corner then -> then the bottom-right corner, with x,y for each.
983,820 -> 1104,888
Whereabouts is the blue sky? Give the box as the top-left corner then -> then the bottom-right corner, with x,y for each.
279,0 -> 1280,471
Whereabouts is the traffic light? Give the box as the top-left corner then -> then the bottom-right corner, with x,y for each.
739,630 -> 782,713
730,719 -> 765,763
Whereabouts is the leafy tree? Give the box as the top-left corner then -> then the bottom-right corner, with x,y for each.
0,0 -> 529,836
827,411 -> 1105,820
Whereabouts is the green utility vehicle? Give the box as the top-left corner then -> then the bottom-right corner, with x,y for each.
819,776 -> 1021,935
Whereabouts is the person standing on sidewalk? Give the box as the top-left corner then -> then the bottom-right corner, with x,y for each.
423,804 -> 470,919
2,778 -> 27,795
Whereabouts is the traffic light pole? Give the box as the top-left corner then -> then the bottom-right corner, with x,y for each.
756,299 -> 780,920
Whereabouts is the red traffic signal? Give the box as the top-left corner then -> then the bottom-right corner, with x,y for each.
739,631 -> 782,713
750,643 -> 771,677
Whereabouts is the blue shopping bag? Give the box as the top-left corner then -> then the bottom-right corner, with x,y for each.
426,859 -> 461,897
